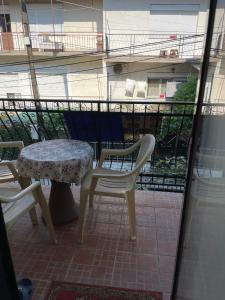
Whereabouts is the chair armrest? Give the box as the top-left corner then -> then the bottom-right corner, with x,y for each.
0,160 -> 19,179
0,182 -> 41,203
98,139 -> 141,166
0,141 -> 24,150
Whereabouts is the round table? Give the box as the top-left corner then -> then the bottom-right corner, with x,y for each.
17,139 -> 93,225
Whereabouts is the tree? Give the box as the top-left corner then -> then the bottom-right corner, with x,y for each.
174,75 -> 198,102
160,75 -> 198,141
156,75 -> 198,177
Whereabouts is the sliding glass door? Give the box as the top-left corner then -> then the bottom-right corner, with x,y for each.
172,0 -> 225,299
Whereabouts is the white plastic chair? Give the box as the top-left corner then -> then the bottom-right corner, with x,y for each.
0,145 -> 57,244
79,134 -> 155,243
0,141 -> 24,183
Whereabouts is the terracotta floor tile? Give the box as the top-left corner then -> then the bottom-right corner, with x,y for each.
6,187 -> 182,299
159,256 -> 176,274
157,241 -> 178,256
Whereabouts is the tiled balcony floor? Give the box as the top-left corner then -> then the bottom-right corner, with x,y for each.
7,185 -> 182,300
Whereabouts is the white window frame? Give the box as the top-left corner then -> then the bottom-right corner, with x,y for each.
147,78 -> 167,99
147,76 -> 188,99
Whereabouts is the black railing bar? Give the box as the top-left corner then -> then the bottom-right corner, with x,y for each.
45,111 -> 60,139
36,113 -> 51,140
3,112 -> 24,141
14,110 -> 33,143
1,99 -> 224,107
21,111 -> 40,140
0,108 -> 196,117
59,113 -> 70,138
0,99 -> 198,105
139,173 -> 185,179
0,116 -> 15,140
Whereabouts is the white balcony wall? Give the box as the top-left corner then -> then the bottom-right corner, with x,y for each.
6,0 -> 103,34
63,0 -> 103,33
0,0 -> 103,52
0,57 -> 107,100
68,57 -> 107,100
103,0 -> 209,35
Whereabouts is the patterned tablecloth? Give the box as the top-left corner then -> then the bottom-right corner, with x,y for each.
17,139 -> 93,184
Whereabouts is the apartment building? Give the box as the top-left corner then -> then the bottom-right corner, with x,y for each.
0,0 -> 213,101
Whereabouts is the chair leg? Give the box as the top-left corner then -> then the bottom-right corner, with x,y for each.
126,191 -> 136,241
29,206 -> 38,225
89,194 -> 94,207
33,186 -> 57,244
18,176 -> 31,189
79,189 -> 89,243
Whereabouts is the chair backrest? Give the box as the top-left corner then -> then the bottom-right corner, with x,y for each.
0,141 -> 24,183
134,134 -> 155,171
127,135 -> 155,188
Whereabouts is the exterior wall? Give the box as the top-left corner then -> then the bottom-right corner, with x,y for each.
0,57 -> 107,100
210,60 -> 225,103
68,57 -> 107,100
103,0 -> 209,35
63,0 -> 103,33
207,5 -> 225,103
0,0 -> 212,101
6,0 -> 102,34
103,0 -> 209,59
108,62 -> 198,100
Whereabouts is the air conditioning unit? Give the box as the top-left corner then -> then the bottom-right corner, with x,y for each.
113,64 -> 123,74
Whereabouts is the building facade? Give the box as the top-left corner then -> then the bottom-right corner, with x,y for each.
0,0 -> 215,102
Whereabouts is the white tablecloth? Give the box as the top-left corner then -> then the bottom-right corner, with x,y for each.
17,139 -> 93,184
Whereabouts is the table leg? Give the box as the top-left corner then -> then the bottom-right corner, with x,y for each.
49,180 -> 79,225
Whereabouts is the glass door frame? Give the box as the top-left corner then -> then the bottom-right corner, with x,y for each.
171,0 -> 218,298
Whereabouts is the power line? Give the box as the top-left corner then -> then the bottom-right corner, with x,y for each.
0,37 -> 204,83
0,45 -> 205,89
56,0 -> 102,11
0,38 -> 204,85
0,33 -> 204,68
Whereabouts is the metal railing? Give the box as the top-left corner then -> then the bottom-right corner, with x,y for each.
0,32 -> 103,53
106,33 -> 205,59
0,99 -> 198,192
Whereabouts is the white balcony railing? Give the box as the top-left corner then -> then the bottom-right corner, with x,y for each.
106,33 -> 205,59
0,32 -> 103,53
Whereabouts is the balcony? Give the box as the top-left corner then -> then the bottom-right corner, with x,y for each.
106,33 -> 205,63
7,184 -> 182,300
1,99 -> 221,299
0,32 -> 103,56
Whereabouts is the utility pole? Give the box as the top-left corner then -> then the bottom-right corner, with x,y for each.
19,0 -> 40,100
19,0 -> 43,140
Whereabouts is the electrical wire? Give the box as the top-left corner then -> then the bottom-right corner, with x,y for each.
0,35 -> 205,76
0,38 -> 205,85
0,33 -> 205,67
0,45 -> 206,89
56,0 -> 102,11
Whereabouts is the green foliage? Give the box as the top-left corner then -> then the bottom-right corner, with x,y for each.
155,156 -> 186,176
159,76 -> 198,141
174,75 -> 198,102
